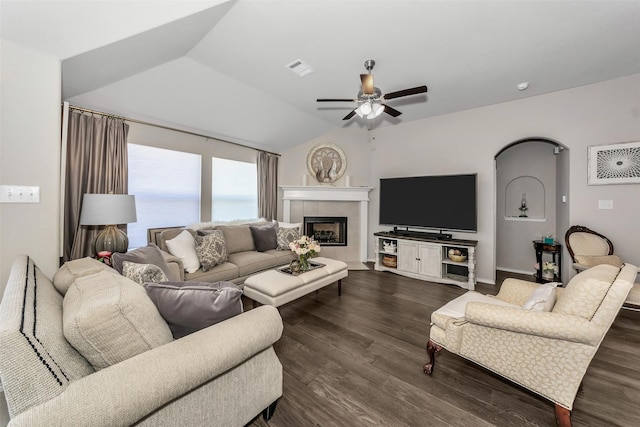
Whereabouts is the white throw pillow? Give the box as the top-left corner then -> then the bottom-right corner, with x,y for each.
165,230 -> 200,273
523,282 -> 559,312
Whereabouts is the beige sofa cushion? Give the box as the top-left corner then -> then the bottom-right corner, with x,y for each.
53,257 -> 112,295
63,270 -> 173,370
215,225 -> 256,254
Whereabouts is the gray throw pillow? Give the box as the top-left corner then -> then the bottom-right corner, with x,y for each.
111,244 -> 179,281
250,223 -> 278,252
122,261 -> 168,285
194,230 -> 228,271
276,227 -> 300,250
143,281 -> 243,339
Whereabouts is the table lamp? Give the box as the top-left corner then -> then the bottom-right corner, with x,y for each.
80,194 -> 137,254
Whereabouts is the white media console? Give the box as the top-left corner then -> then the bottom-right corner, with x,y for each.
374,232 -> 477,290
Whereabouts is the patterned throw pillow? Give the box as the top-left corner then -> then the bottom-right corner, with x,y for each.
121,261 -> 168,285
276,227 -> 300,250
195,230 -> 228,272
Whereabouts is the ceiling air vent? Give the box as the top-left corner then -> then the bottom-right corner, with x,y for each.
286,59 -> 314,77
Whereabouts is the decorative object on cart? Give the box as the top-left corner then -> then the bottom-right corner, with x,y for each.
80,193 -> 137,254
587,140 -> 640,185
542,261 -> 558,279
447,248 -> 467,263
518,193 -> 528,217
543,233 -> 555,244
307,143 -> 347,184
316,59 -> 428,120
289,235 -> 321,272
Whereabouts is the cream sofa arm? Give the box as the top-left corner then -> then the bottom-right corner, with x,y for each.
494,279 -> 539,306
465,303 -> 601,346
9,306 -> 283,427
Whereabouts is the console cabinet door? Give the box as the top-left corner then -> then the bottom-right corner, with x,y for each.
397,242 -> 419,273
418,244 -> 441,278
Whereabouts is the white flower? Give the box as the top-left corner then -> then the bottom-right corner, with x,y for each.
289,235 -> 321,256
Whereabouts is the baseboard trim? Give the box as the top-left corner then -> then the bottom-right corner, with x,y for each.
497,267 -> 535,276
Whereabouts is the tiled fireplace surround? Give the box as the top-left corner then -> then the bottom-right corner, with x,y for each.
280,186 -> 373,262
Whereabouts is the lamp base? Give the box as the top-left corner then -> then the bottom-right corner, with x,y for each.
95,224 -> 129,254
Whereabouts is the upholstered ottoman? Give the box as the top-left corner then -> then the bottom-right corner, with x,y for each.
243,257 -> 348,307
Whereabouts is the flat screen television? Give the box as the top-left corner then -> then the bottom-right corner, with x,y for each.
379,174 -> 477,233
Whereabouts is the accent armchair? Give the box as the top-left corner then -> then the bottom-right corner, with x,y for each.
565,225 -> 639,308
424,263 -> 637,427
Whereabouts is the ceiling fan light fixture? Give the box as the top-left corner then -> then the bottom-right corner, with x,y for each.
359,101 -> 372,116
370,102 -> 384,118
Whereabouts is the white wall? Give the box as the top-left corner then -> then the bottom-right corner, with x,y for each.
280,73 -> 640,284
0,40 -> 61,292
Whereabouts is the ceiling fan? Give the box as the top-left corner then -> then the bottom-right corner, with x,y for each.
317,59 -> 428,120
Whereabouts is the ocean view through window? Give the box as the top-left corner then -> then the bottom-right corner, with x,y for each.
212,157 -> 257,221
128,144 -> 201,248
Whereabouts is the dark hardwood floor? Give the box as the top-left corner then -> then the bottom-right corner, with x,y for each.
247,267 -> 640,427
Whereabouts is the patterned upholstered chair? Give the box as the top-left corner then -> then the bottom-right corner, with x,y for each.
565,225 -> 639,308
423,263 -> 638,427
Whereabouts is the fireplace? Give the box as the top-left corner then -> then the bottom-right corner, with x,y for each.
304,216 -> 347,246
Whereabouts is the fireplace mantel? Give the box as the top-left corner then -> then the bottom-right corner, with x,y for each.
280,185 -> 373,262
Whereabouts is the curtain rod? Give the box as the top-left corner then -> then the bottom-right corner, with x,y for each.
66,104 -> 281,157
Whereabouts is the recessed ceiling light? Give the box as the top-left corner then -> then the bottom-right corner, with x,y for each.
286,59 -> 315,77
517,82 -> 529,91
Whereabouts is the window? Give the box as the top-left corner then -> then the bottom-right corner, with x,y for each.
127,144 -> 201,248
211,157 -> 257,221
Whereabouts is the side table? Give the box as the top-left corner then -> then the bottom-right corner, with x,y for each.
533,240 -> 562,284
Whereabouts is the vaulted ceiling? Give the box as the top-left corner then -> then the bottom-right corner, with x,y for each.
2,0 -> 640,153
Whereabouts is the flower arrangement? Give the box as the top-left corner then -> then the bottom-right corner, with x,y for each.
289,235 -> 321,271
542,261 -> 557,279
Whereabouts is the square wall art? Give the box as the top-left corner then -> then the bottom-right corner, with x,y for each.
588,141 -> 640,185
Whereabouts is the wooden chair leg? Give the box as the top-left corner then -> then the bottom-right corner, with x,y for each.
338,279 -> 342,296
423,340 -> 442,375
555,404 -> 571,427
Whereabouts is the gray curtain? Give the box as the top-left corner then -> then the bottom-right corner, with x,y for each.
63,109 -> 129,261
257,151 -> 278,220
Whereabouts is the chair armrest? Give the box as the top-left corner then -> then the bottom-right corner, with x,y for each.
9,306 -> 283,427
160,249 -> 184,281
465,303 -> 601,346
494,278 -> 539,306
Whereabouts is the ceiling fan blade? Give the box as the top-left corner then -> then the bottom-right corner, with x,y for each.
383,104 -> 402,117
360,74 -> 374,95
317,98 -> 356,102
383,85 -> 428,100
342,109 -> 357,120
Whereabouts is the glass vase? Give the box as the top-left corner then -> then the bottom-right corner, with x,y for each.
299,254 -> 310,272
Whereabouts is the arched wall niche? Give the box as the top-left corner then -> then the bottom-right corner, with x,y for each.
504,176 -> 545,218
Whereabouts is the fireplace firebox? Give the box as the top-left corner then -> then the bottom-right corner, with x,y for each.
303,216 -> 347,246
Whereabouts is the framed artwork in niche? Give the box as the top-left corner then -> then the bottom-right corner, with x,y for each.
587,141 -> 640,185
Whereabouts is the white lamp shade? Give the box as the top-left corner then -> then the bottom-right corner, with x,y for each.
80,194 -> 137,225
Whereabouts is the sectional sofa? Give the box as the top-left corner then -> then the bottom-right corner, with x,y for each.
149,220 -> 299,285
0,255 -> 283,426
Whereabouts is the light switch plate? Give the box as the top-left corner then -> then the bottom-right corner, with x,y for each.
598,200 -> 613,210
0,185 -> 40,203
